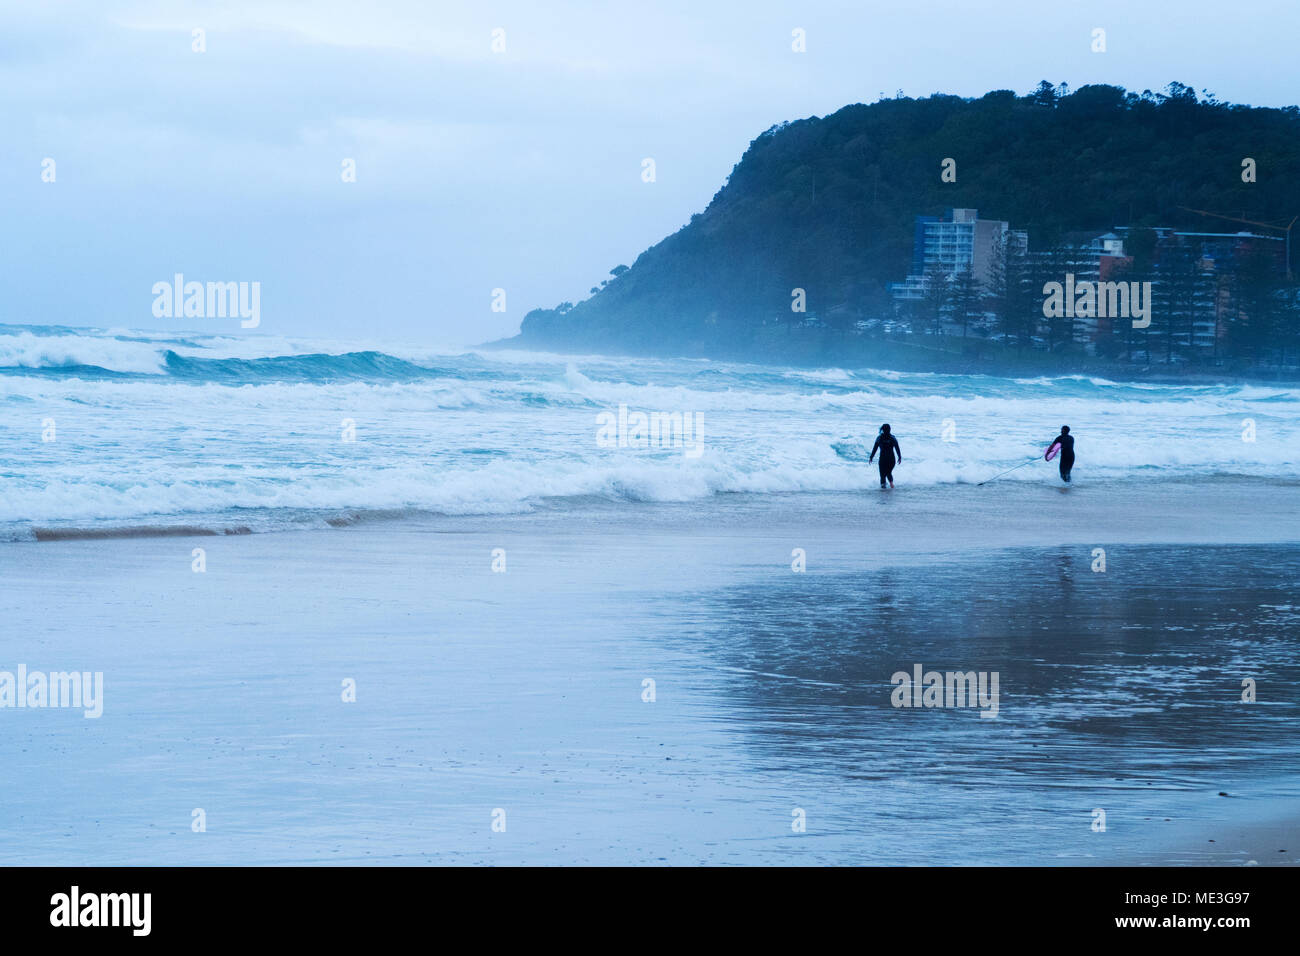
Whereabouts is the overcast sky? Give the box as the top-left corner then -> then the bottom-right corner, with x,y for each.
4,0 -> 1296,346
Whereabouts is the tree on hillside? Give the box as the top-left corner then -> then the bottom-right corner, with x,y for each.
992,250 -> 1038,350
914,269 -> 952,337
948,271 -> 983,339
1230,247 -> 1287,364
1154,244 -> 1209,364
1034,242 -> 1082,351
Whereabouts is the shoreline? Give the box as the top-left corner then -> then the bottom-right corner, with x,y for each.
9,476 -> 1300,549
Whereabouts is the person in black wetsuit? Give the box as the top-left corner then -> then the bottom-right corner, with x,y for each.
1051,425 -> 1075,483
868,424 -> 902,489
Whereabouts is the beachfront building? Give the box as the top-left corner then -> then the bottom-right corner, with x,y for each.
889,209 -> 1291,360
1057,227 -> 1285,356
890,208 -> 1027,305
1156,229 -> 1285,355
1041,231 -> 1134,348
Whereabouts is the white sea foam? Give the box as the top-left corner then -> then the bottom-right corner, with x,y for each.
1,323 -> 1296,532
0,330 -> 169,374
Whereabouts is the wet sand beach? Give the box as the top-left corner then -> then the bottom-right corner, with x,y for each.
0,480 -> 1296,865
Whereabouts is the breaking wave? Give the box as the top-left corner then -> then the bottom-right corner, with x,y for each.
2,323 -> 1296,538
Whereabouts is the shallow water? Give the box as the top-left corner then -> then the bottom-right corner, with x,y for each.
1,513 -> 1295,865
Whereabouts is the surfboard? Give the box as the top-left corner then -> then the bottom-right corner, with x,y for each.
1045,441 -> 1062,462
832,441 -> 872,462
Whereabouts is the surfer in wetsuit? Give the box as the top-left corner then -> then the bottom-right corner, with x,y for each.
1050,426 -> 1075,483
868,424 -> 902,489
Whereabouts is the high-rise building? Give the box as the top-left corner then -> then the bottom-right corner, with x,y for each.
891,209 -> 1025,301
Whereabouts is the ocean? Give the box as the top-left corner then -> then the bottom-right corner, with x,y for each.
2,322 -> 1298,865
1,323 -> 1296,541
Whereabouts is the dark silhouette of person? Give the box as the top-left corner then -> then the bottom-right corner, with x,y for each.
868,424 -> 902,489
1051,426 -> 1075,483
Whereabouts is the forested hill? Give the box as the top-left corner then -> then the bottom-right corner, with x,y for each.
503,83 -> 1300,366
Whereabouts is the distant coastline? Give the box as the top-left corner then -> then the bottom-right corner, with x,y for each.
501,83 -> 1300,381
485,331 -> 1300,385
